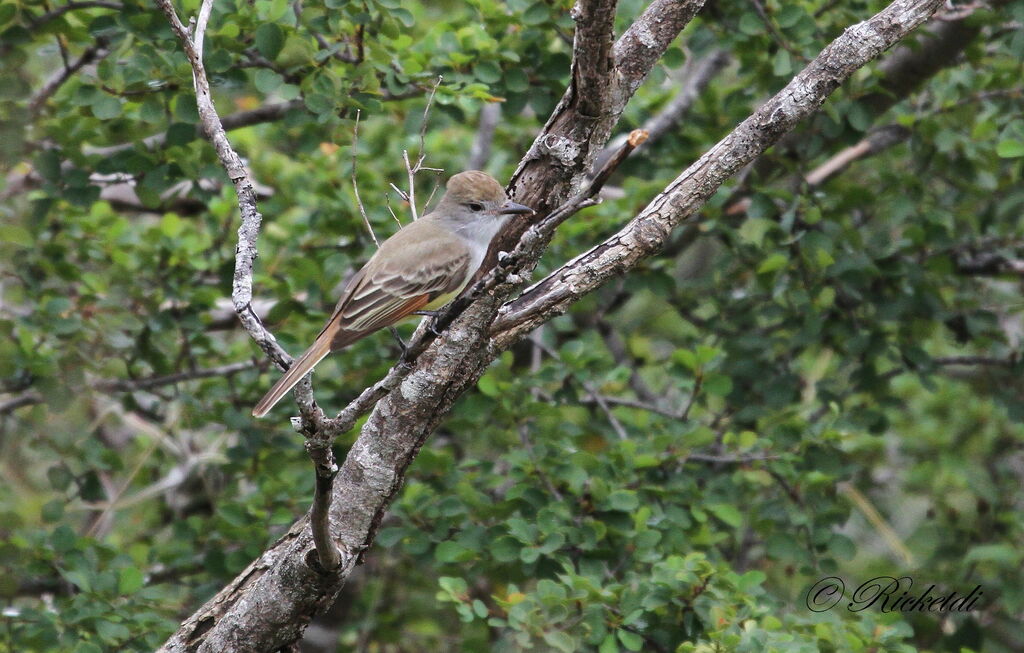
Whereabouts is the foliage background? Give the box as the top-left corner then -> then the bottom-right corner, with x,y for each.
1,0 -> 1023,651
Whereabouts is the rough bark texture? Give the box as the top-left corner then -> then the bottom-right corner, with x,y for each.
491,0 -> 944,343
160,0 -> 943,650
494,0 -> 708,259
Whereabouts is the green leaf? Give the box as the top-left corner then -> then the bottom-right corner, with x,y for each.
438,576 -> 468,596
435,540 -> 474,563
703,372 -> 732,397
673,348 -> 698,371
543,631 -> 576,653
847,101 -> 872,132
738,12 -> 762,35
757,253 -> 788,274
165,122 -> 196,146
708,503 -> 742,528
254,69 -> 283,94
606,490 -> 639,512
0,224 -> 32,248
996,139 -> 1024,158
473,61 -> 501,84
92,94 -> 122,119
736,569 -> 766,592
617,629 -> 644,652
255,23 -> 285,60
776,6 -> 805,28
472,599 -> 488,619
738,217 -> 774,247
772,49 -> 791,77
599,634 -> 619,653
0,3 -> 16,26
477,374 -> 499,397
390,7 -> 415,27
965,544 -> 1019,566
118,567 -> 145,594
160,213 -> 185,237
522,2 -> 550,25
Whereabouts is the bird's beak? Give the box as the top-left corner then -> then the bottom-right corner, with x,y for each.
498,200 -> 534,215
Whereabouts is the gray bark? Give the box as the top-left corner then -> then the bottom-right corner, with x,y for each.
159,0 -> 943,650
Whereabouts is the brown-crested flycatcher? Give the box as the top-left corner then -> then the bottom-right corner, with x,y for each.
252,170 -> 533,417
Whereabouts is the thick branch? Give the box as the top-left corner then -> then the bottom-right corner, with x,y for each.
491,0 -> 944,344
613,0 -> 708,98
570,0 -> 619,118
156,1 -> 944,650
860,1 -> 1007,115
85,100 -> 305,158
591,48 -> 730,173
497,0 -> 706,249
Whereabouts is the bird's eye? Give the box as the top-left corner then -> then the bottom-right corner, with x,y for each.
467,202 -> 484,212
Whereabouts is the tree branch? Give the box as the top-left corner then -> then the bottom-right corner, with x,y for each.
84,99 -> 305,158
592,48 -> 730,174
28,43 -> 110,115
467,103 -> 501,170
497,0 -> 705,252
94,360 -> 262,392
0,361 -> 262,415
27,0 -> 122,28
491,0 -> 944,345
157,1 -> 943,649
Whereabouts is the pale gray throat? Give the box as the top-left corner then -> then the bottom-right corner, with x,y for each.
451,215 -> 511,273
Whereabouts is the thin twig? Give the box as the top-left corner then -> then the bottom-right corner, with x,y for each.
388,182 -> 409,202
747,0 -> 805,60
153,0 -> 344,577
383,191 -> 402,227
685,452 -> 779,463
29,43 -> 109,115
0,391 -> 41,415
95,360 -> 262,392
529,333 -> 629,440
518,422 -> 564,499
28,0 -> 122,27
403,76 -> 443,220
581,395 -> 683,419
403,149 -> 418,220
350,110 -> 378,247
679,373 -> 702,421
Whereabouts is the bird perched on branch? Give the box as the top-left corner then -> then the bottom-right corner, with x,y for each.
252,170 -> 533,417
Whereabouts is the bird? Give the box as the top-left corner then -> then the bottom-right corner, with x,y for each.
252,170 -> 533,417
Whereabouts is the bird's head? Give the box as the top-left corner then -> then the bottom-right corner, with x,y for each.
439,170 -> 534,222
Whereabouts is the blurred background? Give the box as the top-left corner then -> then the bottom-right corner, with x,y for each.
1,0 -> 1022,650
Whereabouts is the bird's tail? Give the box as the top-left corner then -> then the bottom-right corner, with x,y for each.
252,336 -> 332,418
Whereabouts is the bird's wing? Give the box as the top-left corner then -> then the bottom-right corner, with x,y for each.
339,246 -> 471,333
312,225 -> 472,348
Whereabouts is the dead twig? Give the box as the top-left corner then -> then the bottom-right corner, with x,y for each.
350,110 -> 379,247
402,77 -> 444,220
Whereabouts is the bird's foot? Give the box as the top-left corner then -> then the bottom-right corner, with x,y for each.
413,310 -> 444,336
389,326 -> 408,357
